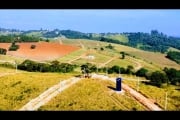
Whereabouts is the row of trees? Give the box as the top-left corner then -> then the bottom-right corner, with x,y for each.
80,63 -> 180,88
166,51 -> 180,64
136,67 -> 180,87
0,35 -> 41,43
125,30 -> 180,53
17,60 -> 77,73
81,63 -> 135,75
2,59 -> 177,88
90,30 -> 180,53
43,29 -> 89,39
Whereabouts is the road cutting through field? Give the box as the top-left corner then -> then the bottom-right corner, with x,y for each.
91,73 -> 162,111
19,77 -> 82,111
19,73 -> 162,111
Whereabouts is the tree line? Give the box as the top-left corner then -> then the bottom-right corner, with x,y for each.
80,63 -> 180,88
17,60 -> 77,73
43,29 -> 180,54
0,35 -> 41,43
166,51 -> 180,64
1,29 -> 180,55
1,58 -> 179,88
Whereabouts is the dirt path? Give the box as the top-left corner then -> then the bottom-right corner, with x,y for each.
122,83 -> 161,111
99,56 -> 117,68
19,77 -> 82,111
67,53 -> 87,64
0,72 -> 18,77
78,41 -> 85,49
126,56 -> 142,70
19,73 -> 161,111
58,39 -> 63,44
91,73 -> 162,111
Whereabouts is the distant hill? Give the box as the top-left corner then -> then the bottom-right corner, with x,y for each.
42,29 -> 180,53
0,28 -> 180,54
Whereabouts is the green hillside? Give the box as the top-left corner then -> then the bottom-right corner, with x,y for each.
104,34 -> 129,43
57,38 -> 180,70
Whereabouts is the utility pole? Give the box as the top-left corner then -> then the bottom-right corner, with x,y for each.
164,91 -> 168,110
13,61 -> 17,73
106,66 -> 108,76
119,67 -> 121,77
83,68 -> 86,78
137,77 -> 139,91
15,63 -> 17,73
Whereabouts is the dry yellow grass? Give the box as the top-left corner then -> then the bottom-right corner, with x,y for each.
38,78 -> 146,111
123,80 -> 180,110
0,72 -> 73,110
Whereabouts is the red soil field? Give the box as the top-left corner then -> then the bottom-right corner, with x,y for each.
0,42 -> 80,61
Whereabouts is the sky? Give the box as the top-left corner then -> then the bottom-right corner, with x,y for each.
0,9 -> 180,37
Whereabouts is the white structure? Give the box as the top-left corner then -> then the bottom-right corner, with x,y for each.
86,55 -> 95,60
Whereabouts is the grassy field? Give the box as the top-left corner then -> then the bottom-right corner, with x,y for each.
1,38 -> 177,71
57,49 -> 86,63
104,34 -> 129,43
167,47 -> 180,52
126,56 -> 161,72
61,39 -> 81,47
127,51 -> 180,70
38,78 -> 146,111
123,79 -> 180,111
107,58 -> 136,68
62,39 -> 104,49
0,72 -> 74,110
0,55 -> 25,64
71,51 -> 112,66
25,32 -> 43,37
54,38 -> 180,70
0,66 -> 17,73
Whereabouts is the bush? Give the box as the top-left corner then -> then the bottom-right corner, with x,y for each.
150,71 -> 169,87
8,42 -> 19,51
126,65 -> 134,74
0,48 -> 7,55
30,45 -> 36,49
136,68 -> 148,77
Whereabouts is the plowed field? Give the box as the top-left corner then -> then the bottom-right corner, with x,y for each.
0,42 -> 80,61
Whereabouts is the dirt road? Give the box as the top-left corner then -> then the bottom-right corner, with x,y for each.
67,53 -> 87,64
126,56 -> 142,70
19,77 -> 82,111
91,73 -> 162,111
99,56 -> 117,67
78,41 -> 85,49
19,73 -> 161,111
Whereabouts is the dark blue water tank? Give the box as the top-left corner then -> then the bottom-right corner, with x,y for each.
116,77 -> 122,91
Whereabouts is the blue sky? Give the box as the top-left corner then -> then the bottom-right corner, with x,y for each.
0,9 -> 180,36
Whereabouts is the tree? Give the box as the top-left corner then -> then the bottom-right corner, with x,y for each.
0,48 -> 7,55
8,41 -> 19,51
150,71 -> 169,87
105,44 -> 114,49
120,52 -> 125,59
30,45 -> 36,49
100,47 -> 104,51
81,63 -> 97,77
111,65 -> 120,74
164,67 -> 180,85
136,68 -> 148,77
166,51 -> 180,64
46,39 -> 49,42
126,65 -> 134,74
